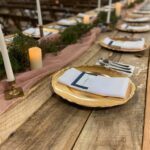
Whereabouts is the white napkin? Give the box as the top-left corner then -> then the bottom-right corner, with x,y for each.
23,27 -> 52,37
127,17 -> 149,22
77,13 -> 96,18
121,23 -> 150,30
103,37 -> 145,49
47,25 -> 67,30
57,19 -> 77,26
58,68 -> 129,98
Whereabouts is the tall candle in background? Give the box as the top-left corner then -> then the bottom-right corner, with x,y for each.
106,0 -> 112,24
83,15 -> 90,24
97,0 -> 101,10
29,47 -> 42,70
36,0 -> 43,26
0,25 -> 15,81
115,2 -> 122,17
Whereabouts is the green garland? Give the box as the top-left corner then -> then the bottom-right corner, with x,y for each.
0,12 -> 119,79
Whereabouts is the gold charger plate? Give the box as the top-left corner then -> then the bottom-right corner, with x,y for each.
123,17 -> 150,23
52,66 -> 136,108
116,23 -> 150,33
133,10 -> 150,14
98,36 -> 149,52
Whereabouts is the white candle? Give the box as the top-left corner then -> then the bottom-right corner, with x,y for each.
107,0 -> 112,24
115,2 -> 122,17
127,0 -> 132,5
36,0 -> 43,26
29,47 -> 42,70
98,0 -> 101,10
0,25 -> 15,81
83,15 -> 90,24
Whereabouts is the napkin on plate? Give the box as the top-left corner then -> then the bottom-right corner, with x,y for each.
126,17 -> 149,22
121,23 -> 150,30
57,19 -> 77,26
103,37 -> 145,49
23,27 -> 52,37
77,13 -> 96,18
58,68 -> 129,98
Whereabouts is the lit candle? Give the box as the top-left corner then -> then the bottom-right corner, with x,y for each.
97,0 -> 101,10
127,0 -> 132,5
29,47 -> 42,70
0,25 -> 15,82
115,2 -> 122,17
36,0 -> 43,26
107,0 -> 112,24
83,15 -> 90,24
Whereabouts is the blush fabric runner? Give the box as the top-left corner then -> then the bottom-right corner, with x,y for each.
0,27 -> 100,114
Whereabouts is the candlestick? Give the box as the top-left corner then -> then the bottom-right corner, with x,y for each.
38,25 -> 44,38
29,47 -> 43,70
83,15 -> 90,24
115,2 -> 122,17
106,0 -> 112,24
36,0 -> 43,26
97,0 -> 101,11
0,25 -> 15,82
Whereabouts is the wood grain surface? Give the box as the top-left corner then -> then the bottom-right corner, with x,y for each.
1,2 -> 150,150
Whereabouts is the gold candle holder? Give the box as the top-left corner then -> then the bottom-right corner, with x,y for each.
5,80 -> 24,100
38,25 -> 44,38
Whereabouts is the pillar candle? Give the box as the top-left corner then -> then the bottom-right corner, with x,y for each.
29,47 -> 42,70
36,0 -> 43,26
115,2 -> 122,17
106,0 -> 112,24
0,25 -> 15,82
83,15 -> 90,24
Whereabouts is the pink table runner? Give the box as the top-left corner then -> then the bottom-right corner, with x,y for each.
0,27 -> 100,114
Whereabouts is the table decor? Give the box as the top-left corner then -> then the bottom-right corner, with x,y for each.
23,27 -> 58,38
115,2 -> 122,17
124,16 -> 150,23
96,59 -> 135,76
57,19 -> 78,26
116,23 -> 150,32
133,10 -> 150,14
52,66 -> 136,107
0,26 -> 23,100
98,36 -> 149,52
28,47 -> 43,70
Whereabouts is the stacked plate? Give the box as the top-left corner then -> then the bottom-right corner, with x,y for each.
116,23 -> 150,32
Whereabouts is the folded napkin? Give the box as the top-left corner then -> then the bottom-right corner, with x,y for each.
126,17 -> 149,22
47,25 -> 67,30
77,13 -> 96,18
121,23 -> 150,30
57,19 -> 77,26
103,37 -> 145,49
58,68 -> 129,98
23,27 -> 54,37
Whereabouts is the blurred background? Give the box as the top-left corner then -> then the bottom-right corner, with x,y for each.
0,0 -> 118,34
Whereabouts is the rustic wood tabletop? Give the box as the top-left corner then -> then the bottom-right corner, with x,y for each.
1,2 -> 150,150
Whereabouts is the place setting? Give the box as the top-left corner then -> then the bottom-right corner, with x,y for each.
22,27 -> 59,38
98,36 -> 149,52
123,16 -> 150,23
116,22 -> 150,32
57,18 -> 82,26
52,65 -> 136,108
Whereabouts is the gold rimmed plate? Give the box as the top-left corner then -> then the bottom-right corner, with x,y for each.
123,17 -> 150,23
116,23 -> 150,33
52,66 -> 136,108
98,36 -> 149,52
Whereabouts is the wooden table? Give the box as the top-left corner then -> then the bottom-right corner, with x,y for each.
1,3 -> 150,150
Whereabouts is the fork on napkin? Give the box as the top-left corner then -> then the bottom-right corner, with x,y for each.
96,59 -> 135,77
58,68 -> 130,99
